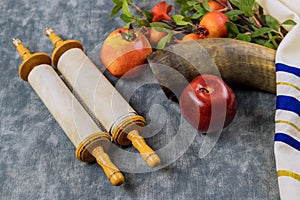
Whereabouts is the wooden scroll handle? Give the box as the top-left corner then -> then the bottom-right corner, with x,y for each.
127,130 -> 160,168
91,146 -> 124,186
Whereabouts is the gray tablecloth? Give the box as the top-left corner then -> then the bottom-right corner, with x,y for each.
0,0 -> 279,199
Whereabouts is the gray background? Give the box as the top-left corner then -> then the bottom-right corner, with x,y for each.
0,0 -> 279,199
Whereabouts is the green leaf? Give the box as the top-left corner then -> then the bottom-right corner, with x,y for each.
265,15 -> 280,30
202,0 -> 211,11
136,18 -> 150,27
226,21 -> 239,35
192,12 -> 205,20
156,31 -> 173,49
123,22 -> 131,28
264,40 -> 276,49
120,13 -> 133,23
150,22 -> 172,29
110,5 -> 122,18
112,0 -> 123,6
144,10 -> 154,22
239,0 -> 255,17
191,4 -> 207,19
186,1 -> 197,7
252,37 -> 267,46
176,0 -> 189,4
251,27 -> 273,37
236,33 -> 251,42
229,0 -> 240,7
225,10 -> 244,18
152,27 -> 167,33
230,0 -> 255,17
180,3 -> 193,16
193,4 -> 205,13
172,15 -> 190,26
267,32 -> 279,49
282,19 -> 297,26
122,0 -> 133,18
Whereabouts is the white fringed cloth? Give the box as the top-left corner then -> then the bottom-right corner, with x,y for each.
256,0 -> 300,199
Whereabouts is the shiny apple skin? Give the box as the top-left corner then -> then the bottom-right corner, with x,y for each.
199,12 -> 229,38
100,28 -> 152,78
180,74 -> 237,133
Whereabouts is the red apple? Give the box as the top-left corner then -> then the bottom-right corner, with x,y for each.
180,74 -> 236,133
199,12 -> 229,38
100,28 -> 152,78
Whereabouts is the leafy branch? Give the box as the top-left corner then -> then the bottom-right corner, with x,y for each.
109,0 -> 296,50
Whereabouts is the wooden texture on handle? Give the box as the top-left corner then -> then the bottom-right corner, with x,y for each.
127,130 -> 160,168
91,146 -> 125,186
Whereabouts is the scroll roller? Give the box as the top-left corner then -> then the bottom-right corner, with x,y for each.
13,38 -> 124,186
45,28 -> 160,168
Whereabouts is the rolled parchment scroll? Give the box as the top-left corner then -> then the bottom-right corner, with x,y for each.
13,38 -> 124,186
45,28 -> 160,168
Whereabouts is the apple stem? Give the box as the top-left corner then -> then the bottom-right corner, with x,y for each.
197,87 -> 210,94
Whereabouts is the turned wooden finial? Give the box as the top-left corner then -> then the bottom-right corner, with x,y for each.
91,146 -> 125,186
44,27 -> 83,67
12,38 -> 51,81
127,130 -> 160,168
111,115 -> 161,168
76,132 -> 124,186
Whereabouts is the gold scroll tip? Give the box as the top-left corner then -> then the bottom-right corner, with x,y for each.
12,38 -> 22,48
44,27 -> 55,37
